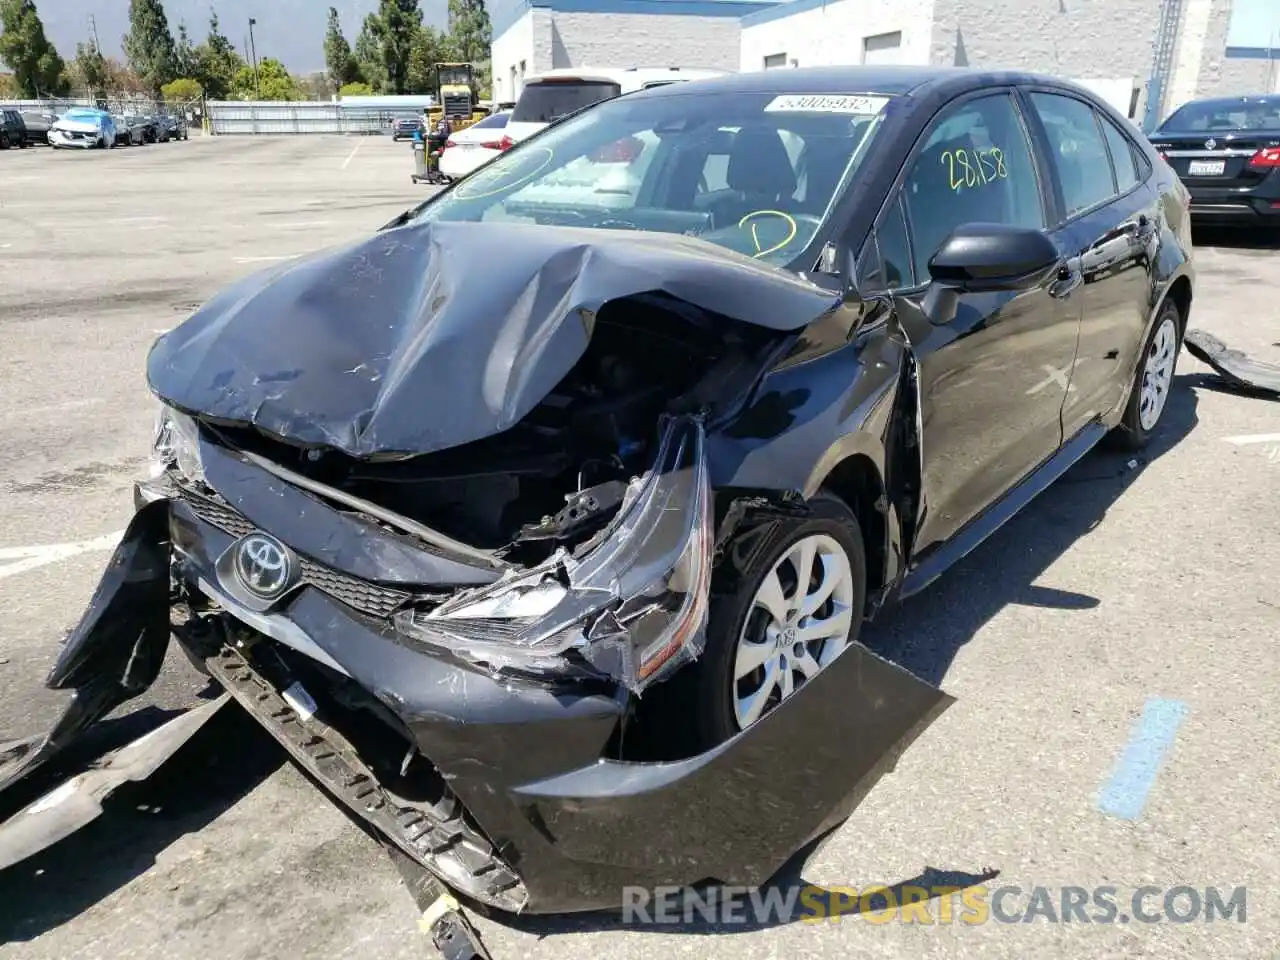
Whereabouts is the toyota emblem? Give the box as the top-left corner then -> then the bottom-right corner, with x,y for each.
1204,138 -> 1217,150
233,533 -> 296,599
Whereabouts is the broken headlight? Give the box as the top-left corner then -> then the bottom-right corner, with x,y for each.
392,416 -> 712,693
151,403 -> 206,485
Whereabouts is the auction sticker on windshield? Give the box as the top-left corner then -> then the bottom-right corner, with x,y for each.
764,94 -> 890,115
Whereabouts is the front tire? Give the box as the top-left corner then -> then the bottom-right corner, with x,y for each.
689,492 -> 867,750
1111,298 -> 1183,451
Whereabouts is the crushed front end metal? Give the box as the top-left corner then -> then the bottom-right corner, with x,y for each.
199,631 -> 527,912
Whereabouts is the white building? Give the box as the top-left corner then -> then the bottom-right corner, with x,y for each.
489,0 -> 780,103
490,0 -> 1280,127
741,0 -> 1280,127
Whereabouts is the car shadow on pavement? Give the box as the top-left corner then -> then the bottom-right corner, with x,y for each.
0,700 -> 284,945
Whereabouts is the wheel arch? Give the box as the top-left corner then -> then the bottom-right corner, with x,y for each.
1162,272 -> 1193,334
818,454 -> 889,608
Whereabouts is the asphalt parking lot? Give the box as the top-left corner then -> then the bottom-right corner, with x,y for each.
1,135 -> 1277,959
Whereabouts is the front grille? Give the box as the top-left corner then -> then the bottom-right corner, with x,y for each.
177,485 -> 414,619
205,638 -> 527,912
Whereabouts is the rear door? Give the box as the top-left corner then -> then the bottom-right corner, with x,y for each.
1021,89 -> 1161,435
858,90 -> 1083,560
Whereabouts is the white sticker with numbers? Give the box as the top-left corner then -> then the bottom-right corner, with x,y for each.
764,94 -> 890,115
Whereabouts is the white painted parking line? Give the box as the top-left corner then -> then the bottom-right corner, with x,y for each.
0,530 -> 123,581
340,139 -> 364,170
108,216 -> 167,225
233,254 -> 303,264
1222,433 -> 1280,446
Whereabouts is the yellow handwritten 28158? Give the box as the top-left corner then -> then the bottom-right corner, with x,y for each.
940,147 -> 1008,191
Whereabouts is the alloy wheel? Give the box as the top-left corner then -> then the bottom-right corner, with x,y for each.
733,533 -> 855,730
1139,315 -> 1178,431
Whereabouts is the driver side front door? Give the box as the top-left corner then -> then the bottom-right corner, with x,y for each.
858,91 -> 1084,580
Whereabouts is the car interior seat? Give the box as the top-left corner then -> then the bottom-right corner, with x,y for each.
711,126 -> 800,227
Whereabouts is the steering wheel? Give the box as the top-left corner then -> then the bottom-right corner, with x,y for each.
737,210 -> 820,259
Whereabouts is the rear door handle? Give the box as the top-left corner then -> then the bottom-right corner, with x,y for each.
1048,259 -> 1083,299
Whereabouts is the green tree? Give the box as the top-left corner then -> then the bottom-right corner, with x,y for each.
193,10 -> 243,100
406,24 -> 450,94
161,76 -> 201,101
174,22 -> 197,78
323,6 -> 362,93
353,13 -> 385,92
0,0 -> 68,97
123,0 -> 177,96
339,80 -> 373,96
446,0 -> 490,65
377,0 -> 420,95
71,39 -> 108,96
233,57 -> 299,101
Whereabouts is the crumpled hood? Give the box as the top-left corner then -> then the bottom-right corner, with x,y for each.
147,220 -> 839,458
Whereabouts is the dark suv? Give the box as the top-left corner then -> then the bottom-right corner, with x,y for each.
1150,94 -> 1280,228
0,109 -> 28,149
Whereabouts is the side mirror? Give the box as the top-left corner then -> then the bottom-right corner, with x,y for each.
927,222 -> 1061,293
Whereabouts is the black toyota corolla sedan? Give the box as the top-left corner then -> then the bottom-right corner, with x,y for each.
1149,93 -> 1280,228
2,66 -> 1193,915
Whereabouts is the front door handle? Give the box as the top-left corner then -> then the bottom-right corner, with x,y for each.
1048,259 -> 1083,299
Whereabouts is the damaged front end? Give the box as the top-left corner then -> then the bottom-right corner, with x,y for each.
396,414 -> 713,692
2,223 -> 953,917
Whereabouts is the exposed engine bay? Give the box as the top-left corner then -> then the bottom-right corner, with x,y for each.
204,294 -> 779,564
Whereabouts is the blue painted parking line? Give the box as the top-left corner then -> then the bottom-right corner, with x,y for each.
1097,697 -> 1189,821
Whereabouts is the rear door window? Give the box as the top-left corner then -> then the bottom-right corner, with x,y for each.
512,81 -> 622,124
1027,92 -> 1117,218
1097,114 -> 1140,192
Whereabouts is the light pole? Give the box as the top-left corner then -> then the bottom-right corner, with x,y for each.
248,17 -> 261,99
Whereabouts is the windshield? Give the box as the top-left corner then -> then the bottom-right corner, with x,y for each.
411,91 -> 890,267
1159,97 -> 1280,132
62,109 -> 101,121
439,65 -> 471,86
512,80 -> 622,124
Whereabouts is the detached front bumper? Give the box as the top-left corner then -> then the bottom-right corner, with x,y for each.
3,487 -> 952,917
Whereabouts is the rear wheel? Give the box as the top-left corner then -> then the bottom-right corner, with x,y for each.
1111,298 -> 1182,451
0,132 -> 10,149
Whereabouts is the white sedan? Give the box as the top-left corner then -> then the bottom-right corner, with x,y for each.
438,112 -> 512,181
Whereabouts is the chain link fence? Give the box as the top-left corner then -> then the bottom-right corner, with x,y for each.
205,100 -> 421,136
2,95 -> 424,137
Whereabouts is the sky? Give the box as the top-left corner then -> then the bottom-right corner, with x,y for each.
35,0 -> 449,74
1226,0 -> 1280,50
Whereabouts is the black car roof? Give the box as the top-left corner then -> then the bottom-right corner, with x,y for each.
630,65 -> 1079,100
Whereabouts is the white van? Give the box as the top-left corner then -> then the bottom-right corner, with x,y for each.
503,66 -> 726,145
